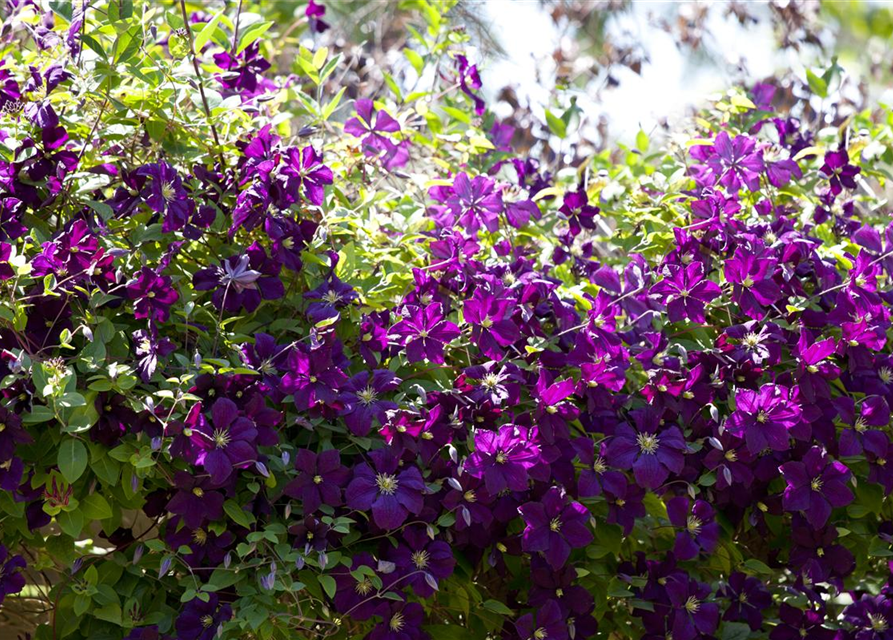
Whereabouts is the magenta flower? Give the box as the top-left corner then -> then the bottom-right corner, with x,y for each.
280,343 -> 347,410
305,0 -> 329,33
193,242 -> 284,313
665,575 -> 719,640
446,172 -> 503,234
463,288 -> 519,359
820,148 -> 860,196
126,267 -> 179,323
704,131 -> 765,192
345,447 -> 425,530
651,262 -> 721,324
464,424 -> 541,494
726,384 -> 801,454
780,446 -> 853,528
337,370 -> 401,436
189,398 -> 258,485
519,487 -> 593,569
389,303 -> 460,364
137,162 -> 193,232
279,146 -> 333,207
666,497 -> 719,560
283,449 -> 350,513
724,245 -> 781,319
344,99 -> 408,170
558,190 -> 599,237
606,407 -> 686,489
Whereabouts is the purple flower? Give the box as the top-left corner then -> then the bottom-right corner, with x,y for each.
573,438 -> 627,498
213,42 -> 273,98
820,148 -> 860,196
666,497 -> 719,560
770,604 -> 836,640
0,544 -> 26,606
389,303 -> 460,364
780,446 -> 853,528
606,407 -> 686,489
446,172 -> 503,234
126,267 -> 179,323
338,370 -> 401,436
844,594 -> 893,640
464,424 -> 541,494
463,288 -> 519,359
280,146 -> 333,207
724,245 -> 781,319
304,275 -> 358,324
280,343 -> 347,410
344,99 -> 408,170
137,162 -> 193,233
345,447 -> 425,529
283,449 -> 349,513
456,54 -> 485,115
305,0 -> 329,33
265,216 -> 317,272
389,525 -> 455,597
366,601 -> 428,640
515,600 -> 567,640
166,471 -> 224,529
726,384 -> 801,454
193,242 -> 284,312
718,572 -> 772,631
519,487 -> 593,569
704,131 -> 765,192
133,327 -> 176,381
190,398 -> 259,485
665,574 -> 719,640
175,594 -> 233,640
651,262 -> 721,324
558,190 -> 599,237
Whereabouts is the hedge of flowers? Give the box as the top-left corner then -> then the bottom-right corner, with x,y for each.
1,1 -> 893,639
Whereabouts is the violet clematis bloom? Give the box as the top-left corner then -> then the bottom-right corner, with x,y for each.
558,190 -> 599,237
665,574 -> 719,640
446,172 -> 503,234
137,162 -> 193,232
463,288 -> 519,359
464,424 -> 541,494
126,267 -> 179,323
305,0 -> 329,33
193,242 -> 284,312
389,303 -> 460,364
165,471 -> 224,529
606,407 -> 686,490
279,146 -> 333,207
779,446 -> 853,528
337,370 -> 400,436
280,343 -> 347,410
515,599 -> 567,640
769,604 -> 836,640
725,384 -> 801,454
820,148 -> 860,196
573,438 -> 627,498
651,261 -> 721,324
283,449 -> 350,513
367,601 -> 427,640
724,245 -> 781,319
175,594 -> 233,640
843,594 -> 893,640
0,544 -> 26,605
456,54 -> 485,115
705,131 -> 765,192
389,525 -> 455,597
718,572 -> 772,632
519,487 -> 593,569
666,497 -> 719,560
190,398 -> 258,485
344,99 -> 408,170
345,447 -> 425,530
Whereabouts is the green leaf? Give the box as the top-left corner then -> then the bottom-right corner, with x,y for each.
318,575 -> 337,600
742,558 -> 773,574
81,493 -> 113,521
236,21 -> 272,55
636,129 -> 649,152
57,509 -> 84,538
58,439 -> 88,484
194,10 -> 224,52
322,87 -> 346,121
94,602 -> 122,626
721,622 -> 752,640
545,109 -> 567,139
806,68 -> 828,98
23,405 -> 55,424
224,499 -> 255,529
482,599 -> 514,615
405,48 -> 425,74
91,454 -> 121,486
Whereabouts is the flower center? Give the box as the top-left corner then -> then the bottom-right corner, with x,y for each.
724,449 -> 738,462
201,614 -> 214,628
313,475 -> 323,484
390,612 -> 405,631
192,529 -> 207,545
739,592 -> 748,603
549,517 -> 562,532
160,182 -> 176,202
481,373 -> 501,389
418,329 -> 429,338
810,477 -> 823,492
755,410 -> 768,424
684,596 -> 700,613
854,417 -> 868,433
636,433 -> 660,455
411,550 -> 430,569
355,577 -> 373,595
464,490 -> 476,502
358,387 -> 378,406
686,516 -> 702,535
533,628 -> 548,640
593,456 -> 607,474
481,317 -> 493,329
742,276 -> 754,288
880,366 -> 893,384
495,451 -> 508,464
213,428 -> 231,449
870,614 -> 889,632
375,473 -> 399,495
323,290 -> 341,304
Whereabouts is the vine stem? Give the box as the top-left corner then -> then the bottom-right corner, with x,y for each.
177,0 -> 225,169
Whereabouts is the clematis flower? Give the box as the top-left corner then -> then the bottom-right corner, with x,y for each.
337,370 -> 400,436
137,162 -> 193,232
189,398 -> 259,485
175,594 -> 233,640
126,267 -> 179,323
389,303 -> 460,364
166,471 -> 224,529
558,190 -> 599,237
724,245 -> 781,319
283,449 -> 349,513
514,600 -> 567,640
606,407 -> 686,489
193,242 -> 284,312
573,438 -> 627,498
305,0 -> 329,33
133,327 -> 176,381
332,552 -> 389,620
464,424 -> 541,494
344,99 -> 408,170
280,343 -> 347,410
651,262 -> 721,324
345,447 -> 425,529
820,148 -> 860,196
463,288 -> 519,359
0,544 -> 25,606
725,384 -> 801,454
279,146 -> 333,207
456,54 -> 485,115
666,497 -> 719,560
389,525 -> 455,597
519,487 -> 593,569
266,216 -> 317,272
367,601 -> 428,640
717,572 -> 772,631
213,42 -> 273,98
701,131 -> 765,192
770,604 -> 836,640
665,574 -> 719,640
446,172 -> 503,234
780,446 -> 853,528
